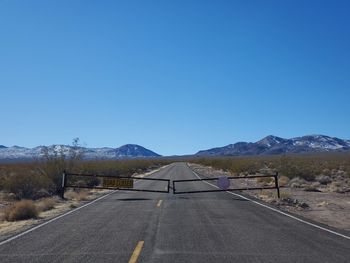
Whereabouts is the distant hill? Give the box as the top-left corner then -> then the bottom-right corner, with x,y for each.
196,135 -> 350,156
115,144 -> 161,157
0,144 -> 161,161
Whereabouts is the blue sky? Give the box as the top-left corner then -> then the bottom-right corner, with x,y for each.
1,0 -> 349,155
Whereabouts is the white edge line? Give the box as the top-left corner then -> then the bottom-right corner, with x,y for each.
0,190 -> 118,246
189,166 -> 350,240
0,164 -> 172,247
136,163 -> 172,178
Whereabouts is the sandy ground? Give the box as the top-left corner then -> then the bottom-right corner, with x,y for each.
189,163 -> 350,231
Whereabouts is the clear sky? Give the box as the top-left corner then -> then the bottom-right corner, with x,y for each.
1,0 -> 349,156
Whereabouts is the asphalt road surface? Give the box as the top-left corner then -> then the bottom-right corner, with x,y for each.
0,162 -> 349,262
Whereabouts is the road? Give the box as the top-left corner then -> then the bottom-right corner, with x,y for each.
0,162 -> 349,262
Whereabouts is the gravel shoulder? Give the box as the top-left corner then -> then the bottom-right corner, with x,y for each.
189,163 -> 350,231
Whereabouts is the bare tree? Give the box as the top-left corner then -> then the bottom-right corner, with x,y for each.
38,138 -> 84,194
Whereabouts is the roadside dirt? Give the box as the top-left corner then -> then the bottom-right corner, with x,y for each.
189,163 -> 350,231
0,189 -> 112,242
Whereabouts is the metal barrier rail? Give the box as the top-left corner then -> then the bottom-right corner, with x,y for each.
173,173 -> 280,198
61,172 -> 280,198
61,172 -> 171,198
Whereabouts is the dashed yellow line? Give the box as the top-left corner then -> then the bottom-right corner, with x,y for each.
156,200 -> 163,207
128,241 -> 144,263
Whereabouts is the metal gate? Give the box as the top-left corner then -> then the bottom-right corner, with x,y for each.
172,172 -> 280,198
61,171 -> 280,199
61,172 -> 170,198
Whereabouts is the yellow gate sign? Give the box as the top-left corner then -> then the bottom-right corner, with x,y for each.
103,178 -> 134,188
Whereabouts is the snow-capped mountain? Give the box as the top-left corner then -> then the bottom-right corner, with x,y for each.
196,135 -> 350,156
256,135 -> 289,147
0,144 -> 161,161
291,135 -> 350,150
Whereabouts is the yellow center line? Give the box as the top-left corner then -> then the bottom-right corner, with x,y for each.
128,241 -> 144,263
156,200 -> 163,207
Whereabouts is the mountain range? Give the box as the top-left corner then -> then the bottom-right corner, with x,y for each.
1,135 -> 350,161
0,144 -> 160,161
195,135 -> 350,156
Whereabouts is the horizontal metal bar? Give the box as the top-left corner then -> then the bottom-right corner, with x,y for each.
66,173 -> 170,182
65,185 -> 169,193
173,186 -> 277,194
129,177 -> 170,182
116,188 -> 169,193
173,178 -> 219,182
173,174 -> 277,183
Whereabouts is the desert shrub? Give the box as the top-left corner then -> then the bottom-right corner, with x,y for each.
3,200 -> 38,221
230,160 -> 260,174
36,198 -> 56,212
304,182 -> 321,192
192,157 -> 262,175
256,177 -> 274,186
281,165 -> 316,181
32,189 -> 51,200
345,166 -> 350,177
315,175 -> 332,185
86,177 -> 100,187
279,191 -> 291,199
0,156 -> 171,200
288,177 -> 307,188
67,177 -> 100,188
75,180 -> 88,188
0,177 -> 5,191
278,176 -> 290,187
192,153 -> 350,182
74,159 -> 171,178
4,173 -> 52,200
322,169 -> 331,176
64,190 -> 89,201
258,189 -> 274,198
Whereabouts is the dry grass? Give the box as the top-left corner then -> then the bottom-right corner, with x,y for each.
258,189 -> 290,200
2,200 -> 38,221
304,182 -> 322,192
279,190 -> 291,199
278,175 -> 290,187
257,190 -> 274,201
36,198 -> 56,212
64,190 -> 89,201
256,177 -> 274,186
69,204 -> 77,208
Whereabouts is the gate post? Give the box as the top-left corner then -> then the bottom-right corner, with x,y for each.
61,171 -> 67,199
274,172 -> 280,199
